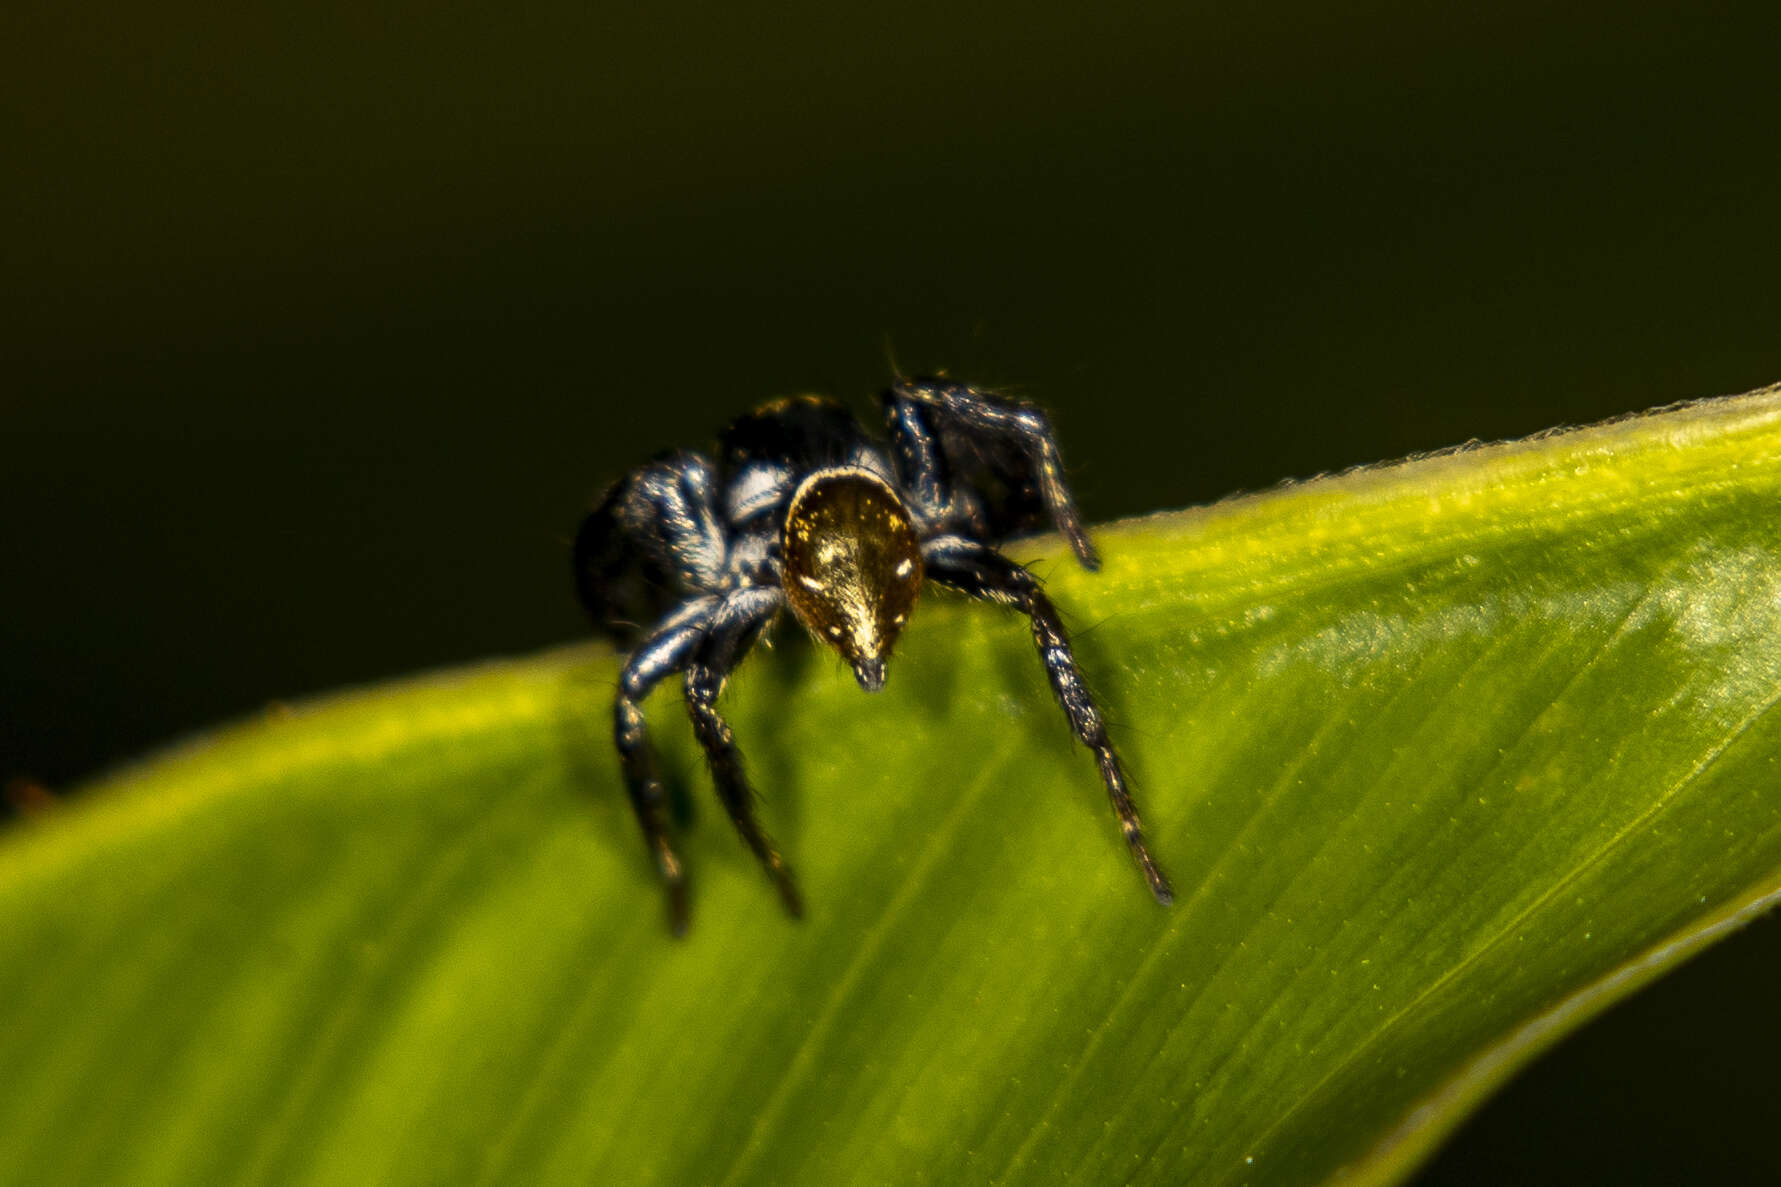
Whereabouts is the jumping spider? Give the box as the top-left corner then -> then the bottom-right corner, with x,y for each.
575,379 -> 1172,933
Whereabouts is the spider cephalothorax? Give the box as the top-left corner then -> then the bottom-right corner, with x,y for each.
575,379 -> 1171,933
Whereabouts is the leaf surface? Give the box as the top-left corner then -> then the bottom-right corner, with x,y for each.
5,388 -> 1781,1185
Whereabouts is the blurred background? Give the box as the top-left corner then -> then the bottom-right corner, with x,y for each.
4,1 -> 1779,1180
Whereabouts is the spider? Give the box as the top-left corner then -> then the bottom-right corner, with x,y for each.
575,378 -> 1172,933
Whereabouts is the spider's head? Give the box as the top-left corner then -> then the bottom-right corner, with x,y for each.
781,468 -> 924,692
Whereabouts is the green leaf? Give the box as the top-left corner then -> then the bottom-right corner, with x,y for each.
6,387 -> 1781,1186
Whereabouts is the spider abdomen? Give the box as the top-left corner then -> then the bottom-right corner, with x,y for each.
780,467 -> 924,691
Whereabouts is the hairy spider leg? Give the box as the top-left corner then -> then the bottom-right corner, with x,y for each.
879,387 -> 953,525
884,379 -> 1101,570
921,535 -> 1174,905
682,587 -> 804,920
613,591 -> 802,933
615,605 -> 713,934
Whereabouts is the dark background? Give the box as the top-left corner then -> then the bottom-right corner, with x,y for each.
5,2 -> 1779,1180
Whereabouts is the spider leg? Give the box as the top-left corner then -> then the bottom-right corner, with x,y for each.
879,386 -> 954,525
886,378 -> 1101,570
922,535 -> 1173,905
615,601 -> 716,935
682,587 -> 804,919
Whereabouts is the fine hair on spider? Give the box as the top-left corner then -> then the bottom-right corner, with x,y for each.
575,378 -> 1172,934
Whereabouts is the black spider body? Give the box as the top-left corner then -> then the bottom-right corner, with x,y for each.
575,379 -> 1171,933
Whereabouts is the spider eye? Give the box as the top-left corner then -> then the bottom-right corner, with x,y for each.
781,469 -> 923,691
